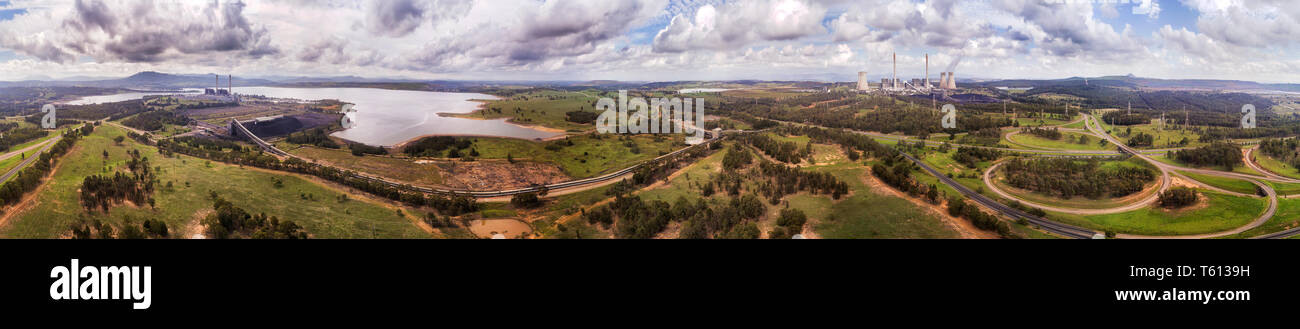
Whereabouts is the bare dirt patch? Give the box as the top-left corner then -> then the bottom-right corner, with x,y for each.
184,209 -> 213,239
467,218 -> 532,239
437,160 -> 571,190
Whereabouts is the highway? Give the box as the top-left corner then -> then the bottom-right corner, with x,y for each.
0,135 -> 61,184
900,152 -> 1098,239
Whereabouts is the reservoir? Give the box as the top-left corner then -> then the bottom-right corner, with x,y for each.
67,86 -> 563,146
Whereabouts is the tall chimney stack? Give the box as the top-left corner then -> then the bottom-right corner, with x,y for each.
228,74 -> 232,94
892,52 -> 897,90
925,54 -> 929,90
215,74 -> 219,91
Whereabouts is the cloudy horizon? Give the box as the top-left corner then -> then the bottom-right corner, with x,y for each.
0,0 -> 1297,84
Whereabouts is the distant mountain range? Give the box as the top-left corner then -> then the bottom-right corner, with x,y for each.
973,75 -> 1300,93
0,71 -> 1296,93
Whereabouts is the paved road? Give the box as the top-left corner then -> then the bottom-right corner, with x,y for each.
899,152 -> 1098,239
0,135 -> 61,184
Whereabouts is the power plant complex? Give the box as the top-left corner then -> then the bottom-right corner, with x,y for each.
856,52 -> 959,93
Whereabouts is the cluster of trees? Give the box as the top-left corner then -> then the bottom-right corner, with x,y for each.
871,157 -> 941,203
1126,132 -> 1154,147
714,97 -> 1011,137
68,216 -> 169,239
402,136 -> 473,157
349,143 -> 388,156
80,173 -> 155,212
953,147 -> 1001,168
773,125 -> 893,159
767,209 -> 807,239
204,193 -> 308,239
510,192 -> 543,209
121,110 -> 190,131
1022,126 -> 1062,140
1001,158 -> 1156,199
946,196 -> 1014,237
1158,187 -> 1199,209
1172,142 -> 1242,169
721,143 -> 752,170
80,149 -> 156,212
157,136 -> 480,217
739,133 -> 807,164
1259,138 -> 1300,170
564,110 -> 599,124
581,194 -> 764,239
1101,111 -> 1151,125
59,99 -> 149,121
679,195 -> 766,239
1201,126 -> 1300,141
0,123 -> 92,206
285,127 -> 340,149
751,160 -> 849,203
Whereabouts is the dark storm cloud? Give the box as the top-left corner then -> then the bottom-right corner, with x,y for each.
366,0 -> 425,37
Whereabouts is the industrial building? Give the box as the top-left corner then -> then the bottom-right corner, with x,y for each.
854,52 -> 958,94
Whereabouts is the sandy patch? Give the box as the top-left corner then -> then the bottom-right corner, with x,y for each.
467,218 -> 532,239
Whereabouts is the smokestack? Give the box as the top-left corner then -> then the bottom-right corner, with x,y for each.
892,52 -> 897,90
925,54 -> 929,90
228,74 -> 232,94
215,74 -> 219,91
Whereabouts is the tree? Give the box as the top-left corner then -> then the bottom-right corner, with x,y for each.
1158,187 -> 1198,208
510,192 -> 543,209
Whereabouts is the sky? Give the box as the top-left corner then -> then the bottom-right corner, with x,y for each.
0,0 -> 1296,83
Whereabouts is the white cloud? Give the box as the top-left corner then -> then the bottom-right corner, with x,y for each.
652,0 -> 827,53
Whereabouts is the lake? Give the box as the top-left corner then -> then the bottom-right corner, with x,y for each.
67,86 -> 563,146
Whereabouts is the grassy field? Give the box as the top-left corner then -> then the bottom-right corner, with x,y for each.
1177,171 -> 1259,194
280,142 -> 443,185
1227,198 -> 1300,238
1118,122 -> 1207,149
1267,181 -> 1300,196
1006,131 -> 1114,151
1254,153 -> 1300,179
455,90 -> 599,131
811,161 -> 959,239
1046,189 -> 1264,236
463,133 -> 683,178
0,124 -> 431,239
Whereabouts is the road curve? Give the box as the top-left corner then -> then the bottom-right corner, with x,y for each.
981,161 -> 1166,215
899,152 -> 1097,239
1083,114 -> 1278,239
